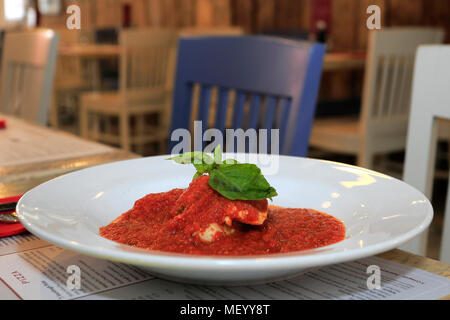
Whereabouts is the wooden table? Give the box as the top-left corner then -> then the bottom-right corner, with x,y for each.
0,115 -> 138,197
59,44 -> 121,91
322,52 -> 366,71
1,117 -> 448,299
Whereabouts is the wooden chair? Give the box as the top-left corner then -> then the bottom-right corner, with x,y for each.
0,29 -> 60,126
399,45 -> 450,263
80,28 -> 178,153
54,29 -> 88,90
309,28 -> 444,169
51,29 -> 90,131
168,36 -> 325,156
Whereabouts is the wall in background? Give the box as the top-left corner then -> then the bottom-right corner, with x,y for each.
39,0 -> 449,52
38,0 -> 449,103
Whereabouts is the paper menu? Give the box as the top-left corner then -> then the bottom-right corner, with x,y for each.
0,234 -> 449,300
70,257 -> 450,300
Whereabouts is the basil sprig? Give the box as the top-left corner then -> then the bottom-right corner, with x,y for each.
167,146 -> 278,201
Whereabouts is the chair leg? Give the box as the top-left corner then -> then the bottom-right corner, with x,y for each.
50,92 -> 59,128
357,149 -> 374,169
439,174 -> 450,263
120,113 -> 131,151
104,115 -> 112,136
92,113 -> 100,141
136,114 -> 145,155
159,137 -> 167,154
80,103 -> 89,139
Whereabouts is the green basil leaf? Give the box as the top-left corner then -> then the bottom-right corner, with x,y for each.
193,163 -> 213,174
223,158 -> 239,165
168,147 -> 277,201
193,171 -> 204,180
209,164 -> 278,200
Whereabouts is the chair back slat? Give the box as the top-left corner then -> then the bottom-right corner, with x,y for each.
215,88 -> 230,132
262,96 -> 278,153
374,55 -> 391,118
400,56 -> 415,115
262,96 -> 277,130
0,29 -> 59,125
277,98 -> 292,152
169,36 -> 325,156
247,94 -> 262,131
197,84 -> 213,146
393,55 -> 412,116
231,90 -> 247,129
386,55 -> 400,116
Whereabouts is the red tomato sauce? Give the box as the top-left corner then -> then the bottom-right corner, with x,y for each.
99,176 -> 346,256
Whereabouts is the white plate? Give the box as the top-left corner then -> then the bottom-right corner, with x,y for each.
17,155 -> 433,285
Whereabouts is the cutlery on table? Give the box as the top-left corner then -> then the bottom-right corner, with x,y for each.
0,202 -> 20,224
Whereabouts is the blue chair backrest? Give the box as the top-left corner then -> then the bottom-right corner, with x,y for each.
168,36 -> 325,156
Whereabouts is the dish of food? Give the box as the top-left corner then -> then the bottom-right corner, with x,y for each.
17,153 -> 433,285
100,178 -> 346,255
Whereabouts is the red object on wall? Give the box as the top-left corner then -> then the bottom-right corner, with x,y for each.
310,0 -> 332,35
0,119 -> 6,129
122,4 -> 132,28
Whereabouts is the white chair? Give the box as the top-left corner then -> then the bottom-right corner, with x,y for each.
310,28 -> 444,169
0,29 -> 60,125
399,45 -> 450,263
80,28 -> 178,153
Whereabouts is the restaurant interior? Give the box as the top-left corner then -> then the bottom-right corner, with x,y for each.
0,0 -> 450,281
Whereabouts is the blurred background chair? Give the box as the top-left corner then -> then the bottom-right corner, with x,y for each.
94,27 -> 120,90
80,28 -> 177,154
51,29 -> 91,132
400,45 -> 450,263
0,29 -> 59,126
309,28 -> 444,170
168,36 -> 325,156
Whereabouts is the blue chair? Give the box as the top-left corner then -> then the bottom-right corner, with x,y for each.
168,36 -> 325,156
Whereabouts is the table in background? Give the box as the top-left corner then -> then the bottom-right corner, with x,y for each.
323,52 -> 366,71
317,52 -> 366,117
0,114 -> 138,197
59,44 -> 121,91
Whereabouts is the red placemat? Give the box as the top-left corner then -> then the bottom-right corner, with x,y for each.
0,195 -> 27,238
